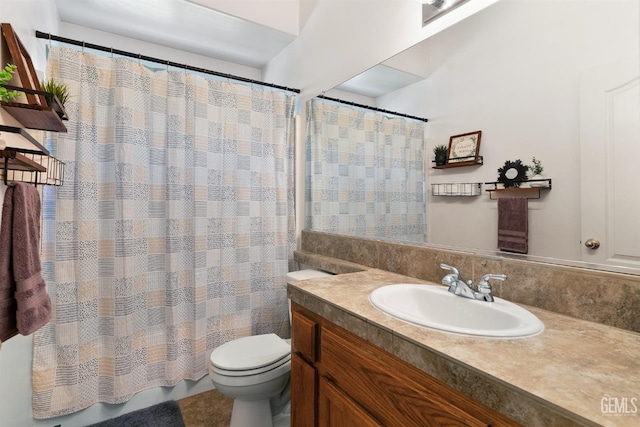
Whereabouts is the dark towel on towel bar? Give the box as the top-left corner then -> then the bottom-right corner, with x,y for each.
0,183 -> 51,341
498,197 -> 528,254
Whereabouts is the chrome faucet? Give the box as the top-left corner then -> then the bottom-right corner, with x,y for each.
440,264 -> 506,302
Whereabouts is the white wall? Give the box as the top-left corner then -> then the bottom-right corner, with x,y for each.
1,0 -> 59,75
377,0 -> 639,261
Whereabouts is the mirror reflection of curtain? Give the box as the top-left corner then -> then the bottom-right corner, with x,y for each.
33,46 -> 296,418
305,98 -> 427,242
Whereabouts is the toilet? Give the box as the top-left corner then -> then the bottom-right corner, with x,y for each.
209,269 -> 332,427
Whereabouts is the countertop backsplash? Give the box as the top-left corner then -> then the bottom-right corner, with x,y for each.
298,230 -> 640,333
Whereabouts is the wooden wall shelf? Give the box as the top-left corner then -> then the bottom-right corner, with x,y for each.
1,85 -> 68,132
485,179 -> 552,200
1,24 -> 68,132
432,156 -> 483,169
0,23 -> 66,187
1,101 -> 67,132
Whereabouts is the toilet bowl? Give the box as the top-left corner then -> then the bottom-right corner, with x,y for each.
210,333 -> 291,427
209,269 -> 332,427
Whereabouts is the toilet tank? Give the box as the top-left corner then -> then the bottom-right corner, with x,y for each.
286,269 -> 332,282
286,269 -> 332,325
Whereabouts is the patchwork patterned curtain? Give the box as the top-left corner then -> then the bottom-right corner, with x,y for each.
33,46 -> 296,418
305,98 -> 427,242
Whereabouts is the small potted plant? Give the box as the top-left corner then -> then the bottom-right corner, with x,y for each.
528,157 -> 548,187
40,78 -> 71,118
0,63 -> 21,103
433,144 -> 448,166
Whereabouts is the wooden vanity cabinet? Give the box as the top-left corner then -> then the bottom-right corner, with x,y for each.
291,309 -> 318,427
290,302 -> 520,427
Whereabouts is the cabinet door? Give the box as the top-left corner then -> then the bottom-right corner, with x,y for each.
318,376 -> 382,427
320,327 -> 491,427
291,353 -> 317,427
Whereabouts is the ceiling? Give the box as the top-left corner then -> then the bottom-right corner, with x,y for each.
54,0 -> 297,69
333,64 -> 424,99
54,0 -> 424,98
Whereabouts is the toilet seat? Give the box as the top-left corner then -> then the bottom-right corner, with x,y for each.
210,333 -> 291,377
211,359 -> 291,388
211,354 -> 291,377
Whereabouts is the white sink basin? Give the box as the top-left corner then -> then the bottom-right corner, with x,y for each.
370,284 -> 544,338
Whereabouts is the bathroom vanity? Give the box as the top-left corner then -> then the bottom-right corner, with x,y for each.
288,266 -> 640,427
291,301 -> 518,426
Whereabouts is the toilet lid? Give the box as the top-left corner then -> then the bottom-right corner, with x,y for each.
211,333 -> 291,371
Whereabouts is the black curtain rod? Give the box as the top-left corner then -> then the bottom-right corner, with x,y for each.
317,95 -> 428,123
34,31 -> 428,122
35,30 -> 301,94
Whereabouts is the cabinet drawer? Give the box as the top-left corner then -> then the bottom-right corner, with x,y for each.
292,310 -> 317,362
319,326 -> 491,427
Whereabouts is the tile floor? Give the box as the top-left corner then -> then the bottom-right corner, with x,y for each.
177,389 -> 233,426
177,389 -> 291,427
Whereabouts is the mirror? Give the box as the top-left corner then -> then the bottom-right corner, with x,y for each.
505,169 -> 517,180
497,160 -> 528,188
308,0 -> 640,274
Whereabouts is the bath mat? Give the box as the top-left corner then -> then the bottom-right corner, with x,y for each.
85,400 -> 185,427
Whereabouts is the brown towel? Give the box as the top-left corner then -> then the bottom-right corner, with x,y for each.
0,186 -> 18,341
497,197 -> 528,254
0,183 -> 51,341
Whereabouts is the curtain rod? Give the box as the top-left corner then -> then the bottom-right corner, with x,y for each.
35,30 -> 301,94
317,95 -> 428,123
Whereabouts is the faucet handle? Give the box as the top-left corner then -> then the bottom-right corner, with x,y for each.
440,263 -> 460,276
479,274 -> 507,283
476,274 -> 505,302
476,274 -> 506,294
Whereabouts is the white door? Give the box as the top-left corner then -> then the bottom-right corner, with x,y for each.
580,57 -> 640,268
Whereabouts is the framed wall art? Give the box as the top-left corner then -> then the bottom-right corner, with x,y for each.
447,130 -> 482,164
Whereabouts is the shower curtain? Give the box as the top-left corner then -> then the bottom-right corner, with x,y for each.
305,98 -> 427,242
32,46 -> 296,418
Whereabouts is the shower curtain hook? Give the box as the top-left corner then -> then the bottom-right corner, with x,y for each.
138,53 -> 142,64
110,47 -> 114,58
82,41 -> 85,52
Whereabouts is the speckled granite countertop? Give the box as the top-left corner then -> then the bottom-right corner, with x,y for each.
287,267 -> 640,427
